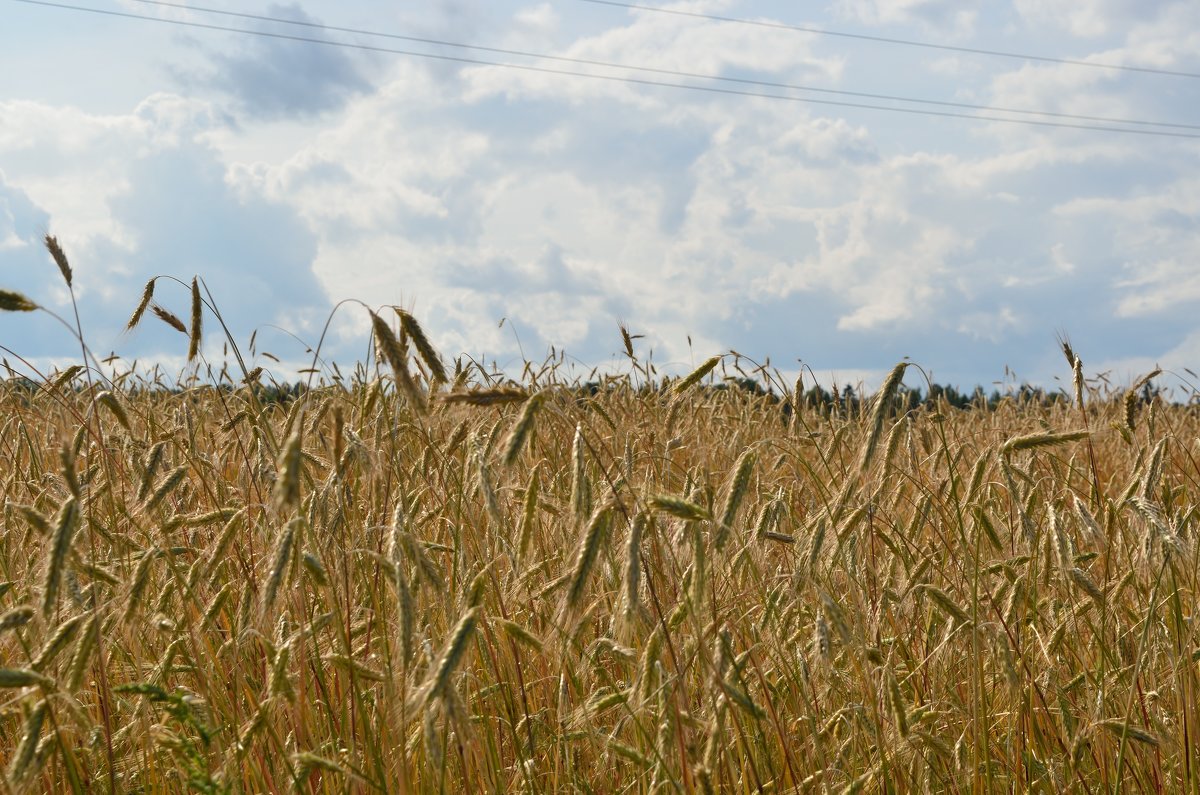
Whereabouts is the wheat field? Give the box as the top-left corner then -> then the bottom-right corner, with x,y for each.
1,242 -> 1198,793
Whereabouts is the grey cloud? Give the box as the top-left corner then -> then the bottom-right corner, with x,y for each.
0,176 -> 62,359
0,175 -> 51,295
104,144 -> 326,350
203,4 -> 372,120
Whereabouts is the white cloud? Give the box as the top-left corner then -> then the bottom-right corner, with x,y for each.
461,5 -> 844,108
514,2 -> 559,33
1012,0 -> 1177,38
5,0 -> 1200,389
834,0 -> 980,35
0,95 -> 327,362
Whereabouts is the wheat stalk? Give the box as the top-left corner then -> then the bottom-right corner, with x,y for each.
570,424 -> 590,523
416,607 -> 480,710
0,606 -> 35,633
43,235 -> 72,287
650,494 -> 711,522
187,277 -> 202,361
716,449 -> 755,550
396,309 -> 448,384
151,303 -> 187,333
673,355 -> 722,394
503,390 -> 544,466
371,310 -> 426,414
0,289 -> 38,312
859,361 -> 907,474
274,427 -> 303,513
564,505 -> 612,615
1001,429 -> 1090,456
6,699 -> 48,784
262,517 -> 300,613
42,496 -> 79,617
126,278 -> 156,330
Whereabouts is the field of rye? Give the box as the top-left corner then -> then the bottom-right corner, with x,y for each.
1,239 -> 1198,793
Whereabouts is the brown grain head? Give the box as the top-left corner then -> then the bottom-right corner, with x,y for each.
152,303 -> 187,334
43,234 -> 72,287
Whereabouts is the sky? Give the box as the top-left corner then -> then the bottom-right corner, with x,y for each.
2,0 -> 1199,393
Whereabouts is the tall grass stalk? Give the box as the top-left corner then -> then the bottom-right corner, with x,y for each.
0,273 -> 1196,792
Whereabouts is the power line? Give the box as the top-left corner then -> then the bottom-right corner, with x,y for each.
576,0 -> 1200,81
99,0 -> 1200,132
11,0 -> 1200,140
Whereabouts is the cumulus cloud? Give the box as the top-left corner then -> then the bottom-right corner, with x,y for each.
462,4 -> 844,107
209,0 -> 1198,387
1012,0 -> 1177,37
0,174 -> 61,358
6,0 -> 1200,389
834,0 -> 980,35
0,95 -> 326,367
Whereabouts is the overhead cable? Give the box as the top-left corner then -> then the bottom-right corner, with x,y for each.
577,0 -> 1200,81
101,0 -> 1200,132
10,0 -> 1200,139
